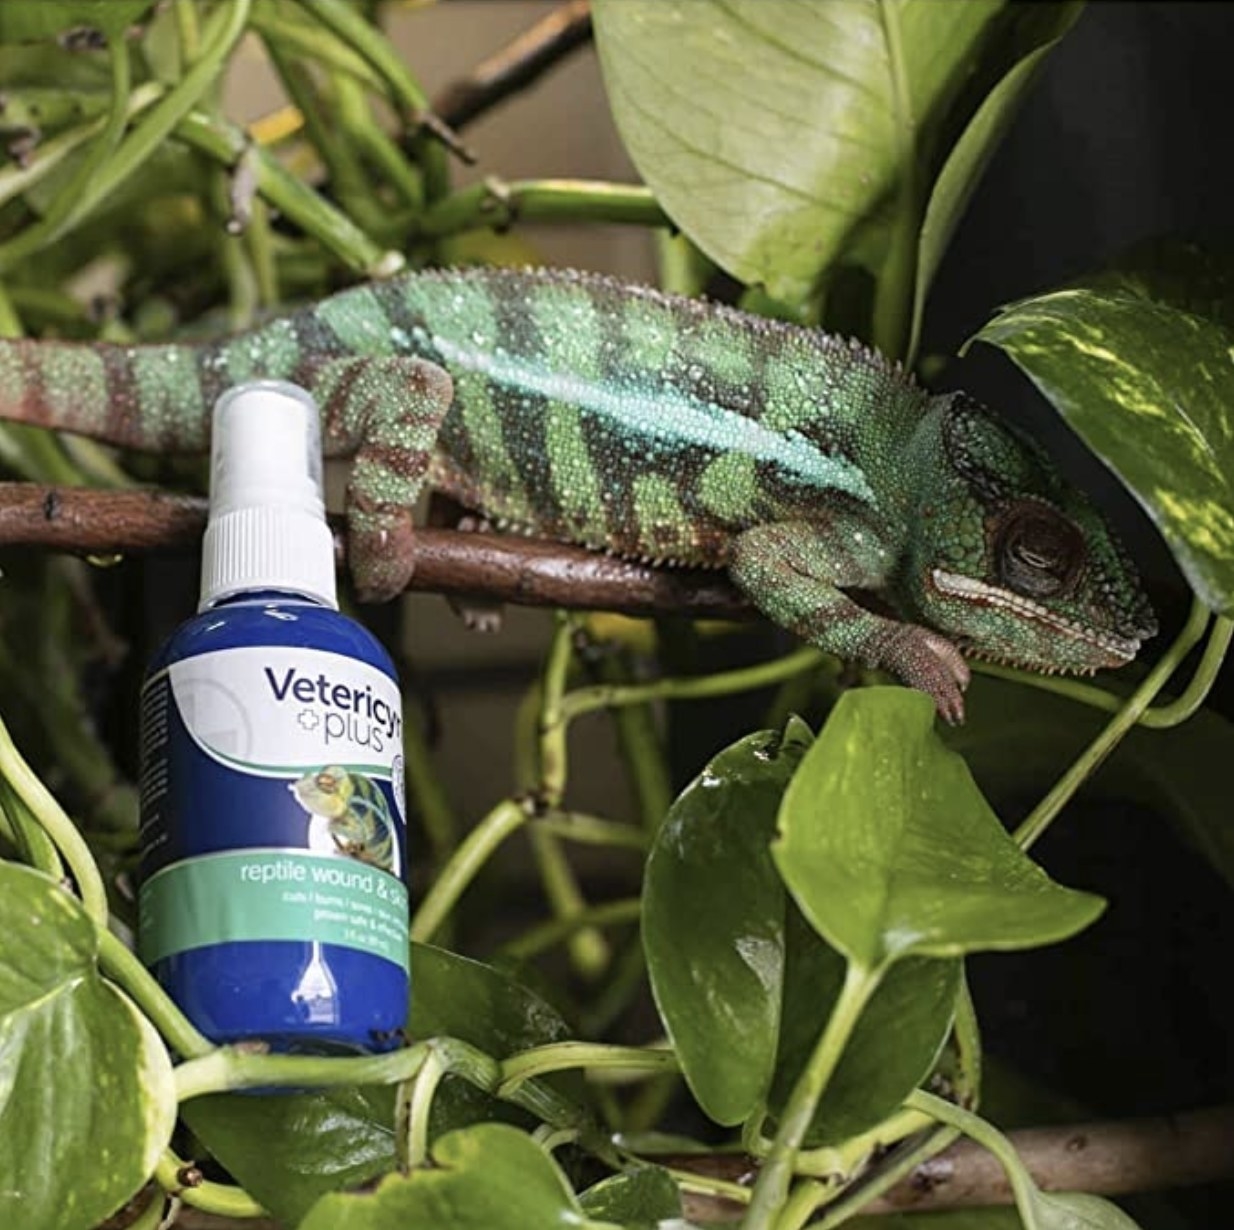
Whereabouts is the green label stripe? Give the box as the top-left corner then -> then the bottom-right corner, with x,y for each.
139,850 -> 410,973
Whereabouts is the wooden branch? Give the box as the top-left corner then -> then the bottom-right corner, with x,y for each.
671,1104 -> 1234,1222
0,484 -> 748,619
155,1105 -> 1234,1227
433,1 -> 593,132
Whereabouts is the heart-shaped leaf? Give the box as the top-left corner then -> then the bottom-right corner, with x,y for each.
1030,1191 -> 1144,1229
184,944 -> 578,1227
774,688 -> 1105,969
593,0 -> 1004,305
645,717 -> 959,1138
643,718 -> 812,1125
579,1165 -> 682,1226
973,239 -> 1234,615
297,1123 -> 612,1229
770,904 -> 960,1147
0,862 -> 176,1230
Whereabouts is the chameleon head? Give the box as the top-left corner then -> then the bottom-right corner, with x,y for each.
289,767 -> 355,819
901,395 -> 1157,676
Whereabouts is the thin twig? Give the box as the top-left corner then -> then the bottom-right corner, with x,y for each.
433,0 -> 594,131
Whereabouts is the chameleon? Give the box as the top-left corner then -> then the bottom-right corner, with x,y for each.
0,266 -> 1156,721
290,765 -> 396,872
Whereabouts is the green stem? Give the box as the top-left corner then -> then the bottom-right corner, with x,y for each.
155,1149 -> 265,1218
535,811 -> 648,850
499,1042 -> 677,1096
974,611 -> 1231,729
401,1045 -> 447,1169
873,2 -> 920,364
58,1 -> 252,243
743,962 -> 881,1229
501,898 -> 641,961
528,826 -> 610,978
174,107 -> 399,276
418,177 -> 667,238
174,1041 -> 429,1101
409,798 -> 526,943
98,928 -> 214,1060
1014,597 -> 1211,849
0,776 -> 64,879
535,615 -> 610,977
538,614 -> 577,806
0,83 -> 162,211
562,648 -> 825,723
248,8 -> 384,89
0,37 -> 132,271
402,703 -> 459,867
0,711 -> 107,924
174,0 -> 202,64
592,645 -> 673,835
906,1089 -> 1044,1222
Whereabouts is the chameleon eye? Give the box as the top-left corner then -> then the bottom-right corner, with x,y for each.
996,504 -> 1084,599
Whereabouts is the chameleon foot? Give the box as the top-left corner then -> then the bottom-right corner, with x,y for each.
874,625 -> 971,724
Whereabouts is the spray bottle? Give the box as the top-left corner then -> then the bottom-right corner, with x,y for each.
138,381 -> 409,1053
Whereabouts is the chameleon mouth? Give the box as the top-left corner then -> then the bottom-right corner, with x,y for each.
930,568 -> 1142,663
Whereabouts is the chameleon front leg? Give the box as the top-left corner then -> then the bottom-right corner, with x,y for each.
728,519 -> 971,722
300,356 -> 455,602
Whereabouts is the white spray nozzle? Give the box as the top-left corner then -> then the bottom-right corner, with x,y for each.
199,381 -> 337,611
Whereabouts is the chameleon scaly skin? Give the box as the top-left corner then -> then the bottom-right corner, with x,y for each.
290,766 -> 396,872
0,267 -> 1156,719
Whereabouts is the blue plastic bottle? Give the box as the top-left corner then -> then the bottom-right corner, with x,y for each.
138,381 -> 409,1054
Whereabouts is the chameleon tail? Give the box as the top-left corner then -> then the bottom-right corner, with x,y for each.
0,334 -> 230,452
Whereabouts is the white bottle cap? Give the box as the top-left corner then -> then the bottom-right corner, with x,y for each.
199,380 -> 338,611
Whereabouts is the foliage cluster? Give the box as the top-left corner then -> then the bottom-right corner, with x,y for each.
0,3 -> 1231,1229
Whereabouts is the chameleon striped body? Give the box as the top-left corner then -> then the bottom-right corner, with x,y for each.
0,267 -> 1156,719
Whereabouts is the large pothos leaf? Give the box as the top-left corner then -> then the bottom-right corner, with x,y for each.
973,237 -> 1234,615
298,1123 -> 615,1230
0,862 -> 176,1230
596,0 -> 1079,331
643,719 -> 811,1124
593,0 -> 1006,306
184,944 -> 579,1228
774,688 -> 1105,970
579,1166 -> 683,1227
644,717 -> 959,1137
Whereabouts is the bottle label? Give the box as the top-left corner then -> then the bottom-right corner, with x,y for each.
138,646 -> 409,973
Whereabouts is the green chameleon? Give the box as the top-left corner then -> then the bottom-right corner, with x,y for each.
289,766 -> 395,872
0,266 -> 1155,720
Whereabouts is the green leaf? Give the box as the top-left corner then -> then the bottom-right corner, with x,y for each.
643,718 -> 812,1125
773,688 -> 1105,969
0,863 -> 175,1230
913,3 -> 1083,350
184,944 -> 577,1227
770,905 -> 960,1146
644,716 -> 958,1140
579,1166 -> 682,1226
298,1123 -> 613,1230
973,239 -> 1234,614
0,1 -> 153,42
593,0 -> 1005,304
1030,1192 -> 1144,1229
